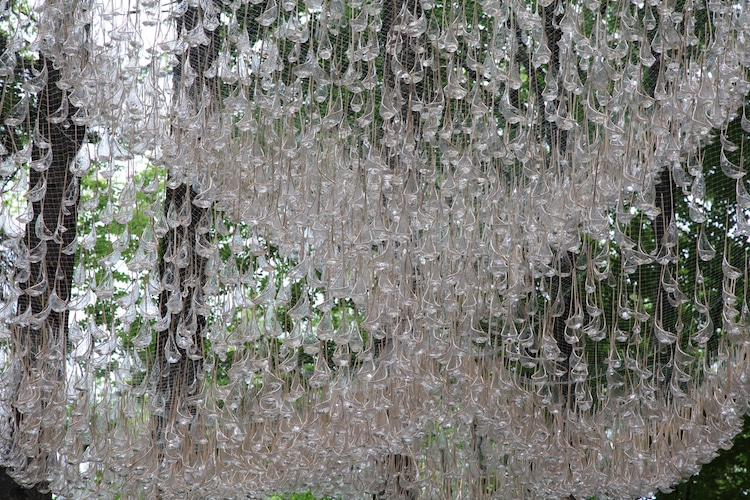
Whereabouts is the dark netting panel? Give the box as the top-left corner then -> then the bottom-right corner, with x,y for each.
1,0 -> 750,498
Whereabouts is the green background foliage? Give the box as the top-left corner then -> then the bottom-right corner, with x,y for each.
656,414 -> 750,499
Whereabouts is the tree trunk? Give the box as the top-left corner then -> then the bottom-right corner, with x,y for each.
3,57 -> 85,494
152,2 -> 219,457
0,468 -> 51,499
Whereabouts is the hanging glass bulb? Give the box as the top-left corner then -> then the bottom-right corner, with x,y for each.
3,0 -> 750,497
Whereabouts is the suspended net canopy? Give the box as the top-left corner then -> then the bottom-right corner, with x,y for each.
1,0 -> 750,497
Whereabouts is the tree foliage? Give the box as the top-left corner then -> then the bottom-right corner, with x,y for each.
657,414 -> 750,500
